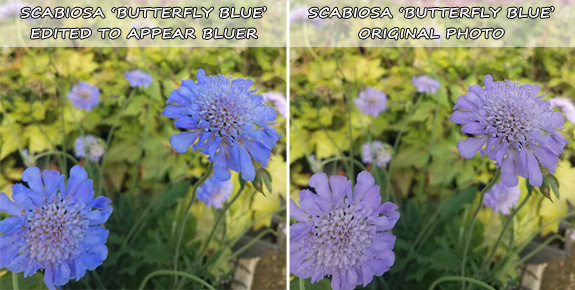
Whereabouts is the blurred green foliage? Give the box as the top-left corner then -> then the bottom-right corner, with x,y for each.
0,47 -> 286,289
290,47 -> 575,289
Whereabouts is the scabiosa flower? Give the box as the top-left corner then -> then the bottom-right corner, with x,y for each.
0,2 -> 28,19
308,154 -> 322,173
483,181 -> 521,215
549,97 -> 575,124
290,171 -> 399,290
0,166 -> 112,290
361,141 -> 393,168
262,92 -> 287,118
163,69 -> 281,181
411,75 -> 440,94
450,75 -> 568,187
67,82 -> 99,111
355,87 -> 387,117
196,176 -> 233,209
74,135 -> 105,162
125,69 -> 153,88
568,228 -> 575,241
290,6 -> 325,27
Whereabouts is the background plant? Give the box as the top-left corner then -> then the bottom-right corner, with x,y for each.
0,47 -> 287,289
289,47 -> 575,290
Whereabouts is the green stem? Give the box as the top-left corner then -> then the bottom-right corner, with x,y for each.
173,163 -> 213,276
12,272 -> 19,290
98,88 -> 136,195
229,228 -> 276,260
192,181 -> 245,265
32,151 -> 79,165
428,276 -> 495,290
319,156 -> 367,172
517,234 -> 564,265
299,278 -> 306,290
476,185 -> 534,275
138,270 -> 215,290
461,168 -> 500,289
386,93 -> 425,196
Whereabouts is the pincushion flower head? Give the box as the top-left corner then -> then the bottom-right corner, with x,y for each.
362,141 -> 393,168
196,176 -> 233,209
355,87 -> 387,117
125,69 -> 153,88
163,69 -> 281,182
290,171 -> 399,290
74,135 -> 105,162
67,82 -> 100,111
483,181 -> 521,215
412,75 -> 440,94
262,92 -> 287,118
0,166 -> 112,290
450,75 -> 568,187
549,97 -> 575,124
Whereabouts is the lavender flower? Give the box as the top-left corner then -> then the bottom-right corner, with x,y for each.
361,141 -> 393,168
411,75 -> 440,94
163,69 -> 281,181
0,2 -> 28,18
290,171 -> 399,290
125,69 -> 153,88
196,176 -> 233,209
450,75 -> 568,187
549,97 -> 575,124
67,82 -> 100,111
262,92 -> 287,118
569,229 -> 575,241
75,135 -> 105,162
0,166 -> 112,290
483,181 -> 521,215
290,6 -> 325,27
355,87 -> 387,117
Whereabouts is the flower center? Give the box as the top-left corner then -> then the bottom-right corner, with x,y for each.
483,86 -> 542,147
310,201 -> 373,270
78,89 -> 92,101
198,98 -> 244,140
24,197 -> 87,265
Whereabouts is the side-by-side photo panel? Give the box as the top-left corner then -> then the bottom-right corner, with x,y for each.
289,47 -> 575,290
0,47 -> 287,289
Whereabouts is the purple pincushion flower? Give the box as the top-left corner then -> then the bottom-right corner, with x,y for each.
355,87 -> 387,117
75,135 -> 105,162
290,171 -> 399,290
411,75 -> 440,94
67,82 -> 100,111
125,69 -> 153,88
163,69 -> 281,182
361,141 -> 393,168
290,6 -> 325,28
483,181 -> 521,215
549,97 -> 575,124
262,92 -> 287,118
450,75 -> 568,187
196,176 -> 233,209
0,2 -> 28,18
0,166 -> 112,290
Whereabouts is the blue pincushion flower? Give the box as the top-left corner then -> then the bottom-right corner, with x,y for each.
262,92 -> 287,118
549,97 -> 575,124
67,82 -> 100,111
125,69 -> 153,88
74,135 -> 105,162
450,75 -> 568,187
0,166 -> 112,290
411,75 -> 440,94
355,87 -> 387,117
163,69 -> 281,181
290,171 -> 399,290
361,141 -> 393,168
483,181 -> 521,215
196,176 -> 233,209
